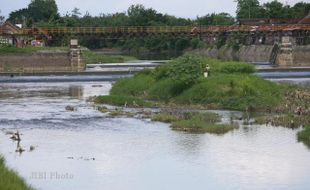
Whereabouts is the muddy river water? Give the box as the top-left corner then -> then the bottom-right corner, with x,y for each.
0,81 -> 310,190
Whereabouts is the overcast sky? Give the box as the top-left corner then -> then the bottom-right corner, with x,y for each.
0,0 -> 308,19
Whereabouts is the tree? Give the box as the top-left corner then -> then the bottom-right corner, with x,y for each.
291,2 -> 310,18
235,0 -> 265,19
8,8 -> 28,24
197,13 -> 235,26
28,0 -> 59,22
263,0 -> 287,19
0,10 -> 5,25
71,8 -> 81,18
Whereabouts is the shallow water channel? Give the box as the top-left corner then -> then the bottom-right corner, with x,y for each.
0,81 -> 310,190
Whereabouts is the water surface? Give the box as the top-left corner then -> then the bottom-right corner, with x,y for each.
0,82 -> 310,190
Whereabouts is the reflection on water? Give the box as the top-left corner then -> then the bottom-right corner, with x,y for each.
0,82 -> 310,190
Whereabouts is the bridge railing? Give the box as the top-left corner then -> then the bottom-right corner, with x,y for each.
2,24 -> 310,36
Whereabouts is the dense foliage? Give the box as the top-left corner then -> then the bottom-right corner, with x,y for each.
4,1 -> 310,49
236,0 -> 310,19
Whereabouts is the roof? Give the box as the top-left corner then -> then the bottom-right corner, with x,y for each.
298,14 -> 310,24
0,21 -> 21,35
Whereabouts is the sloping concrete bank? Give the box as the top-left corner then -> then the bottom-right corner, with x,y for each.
293,46 -> 310,66
194,45 -> 310,66
0,50 -> 84,73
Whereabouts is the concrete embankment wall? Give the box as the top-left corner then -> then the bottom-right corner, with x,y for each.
195,45 -> 310,66
293,46 -> 310,66
0,52 -> 71,73
0,50 -> 85,73
195,45 -> 274,63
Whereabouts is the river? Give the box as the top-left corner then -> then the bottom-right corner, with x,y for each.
0,80 -> 310,190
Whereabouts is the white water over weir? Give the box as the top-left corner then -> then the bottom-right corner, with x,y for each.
0,60 -> 310,83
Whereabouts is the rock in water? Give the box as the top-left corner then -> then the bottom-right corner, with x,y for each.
66,105 -> 77,111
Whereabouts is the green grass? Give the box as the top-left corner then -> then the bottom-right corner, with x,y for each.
0,156 -> 33,190
151,111 -> 236,134
111,73 -> 155,97
94,95 -> 153,107
297,126 -> 310,148
171,121 -> 239,134
175,74 -> 283,110
82,50 -> 136,64
201,57 -> 256,74
151,112 -> 182,123
0,45 -> 68,54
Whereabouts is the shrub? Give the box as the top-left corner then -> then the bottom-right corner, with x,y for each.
153,55 -> 204,84
165,55 -> 204,85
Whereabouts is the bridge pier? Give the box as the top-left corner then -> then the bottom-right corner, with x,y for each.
69,40 -> 85,72
275,36 -> 294,66
70,48 -> 85,72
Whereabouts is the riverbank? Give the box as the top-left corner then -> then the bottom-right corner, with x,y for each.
0,156 -> 33,190
82,50 -> 136,64
0,45 -> 68,54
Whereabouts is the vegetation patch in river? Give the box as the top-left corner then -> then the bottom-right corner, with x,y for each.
297,126 -> 310,149
152,112 -> 239,134
254,114 -> 310,128
151,111 -> 238,134
0,157 -> 33,190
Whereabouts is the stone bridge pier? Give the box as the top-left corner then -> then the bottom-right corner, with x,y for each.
70,39 -> 85,72
275,36 -> 294,66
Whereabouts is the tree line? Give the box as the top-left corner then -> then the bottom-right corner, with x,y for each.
1,0 -> 310,50
5,0 -> 310,27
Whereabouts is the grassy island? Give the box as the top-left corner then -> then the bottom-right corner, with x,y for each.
94,54 -> 310,135
0,157 -> 33,190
